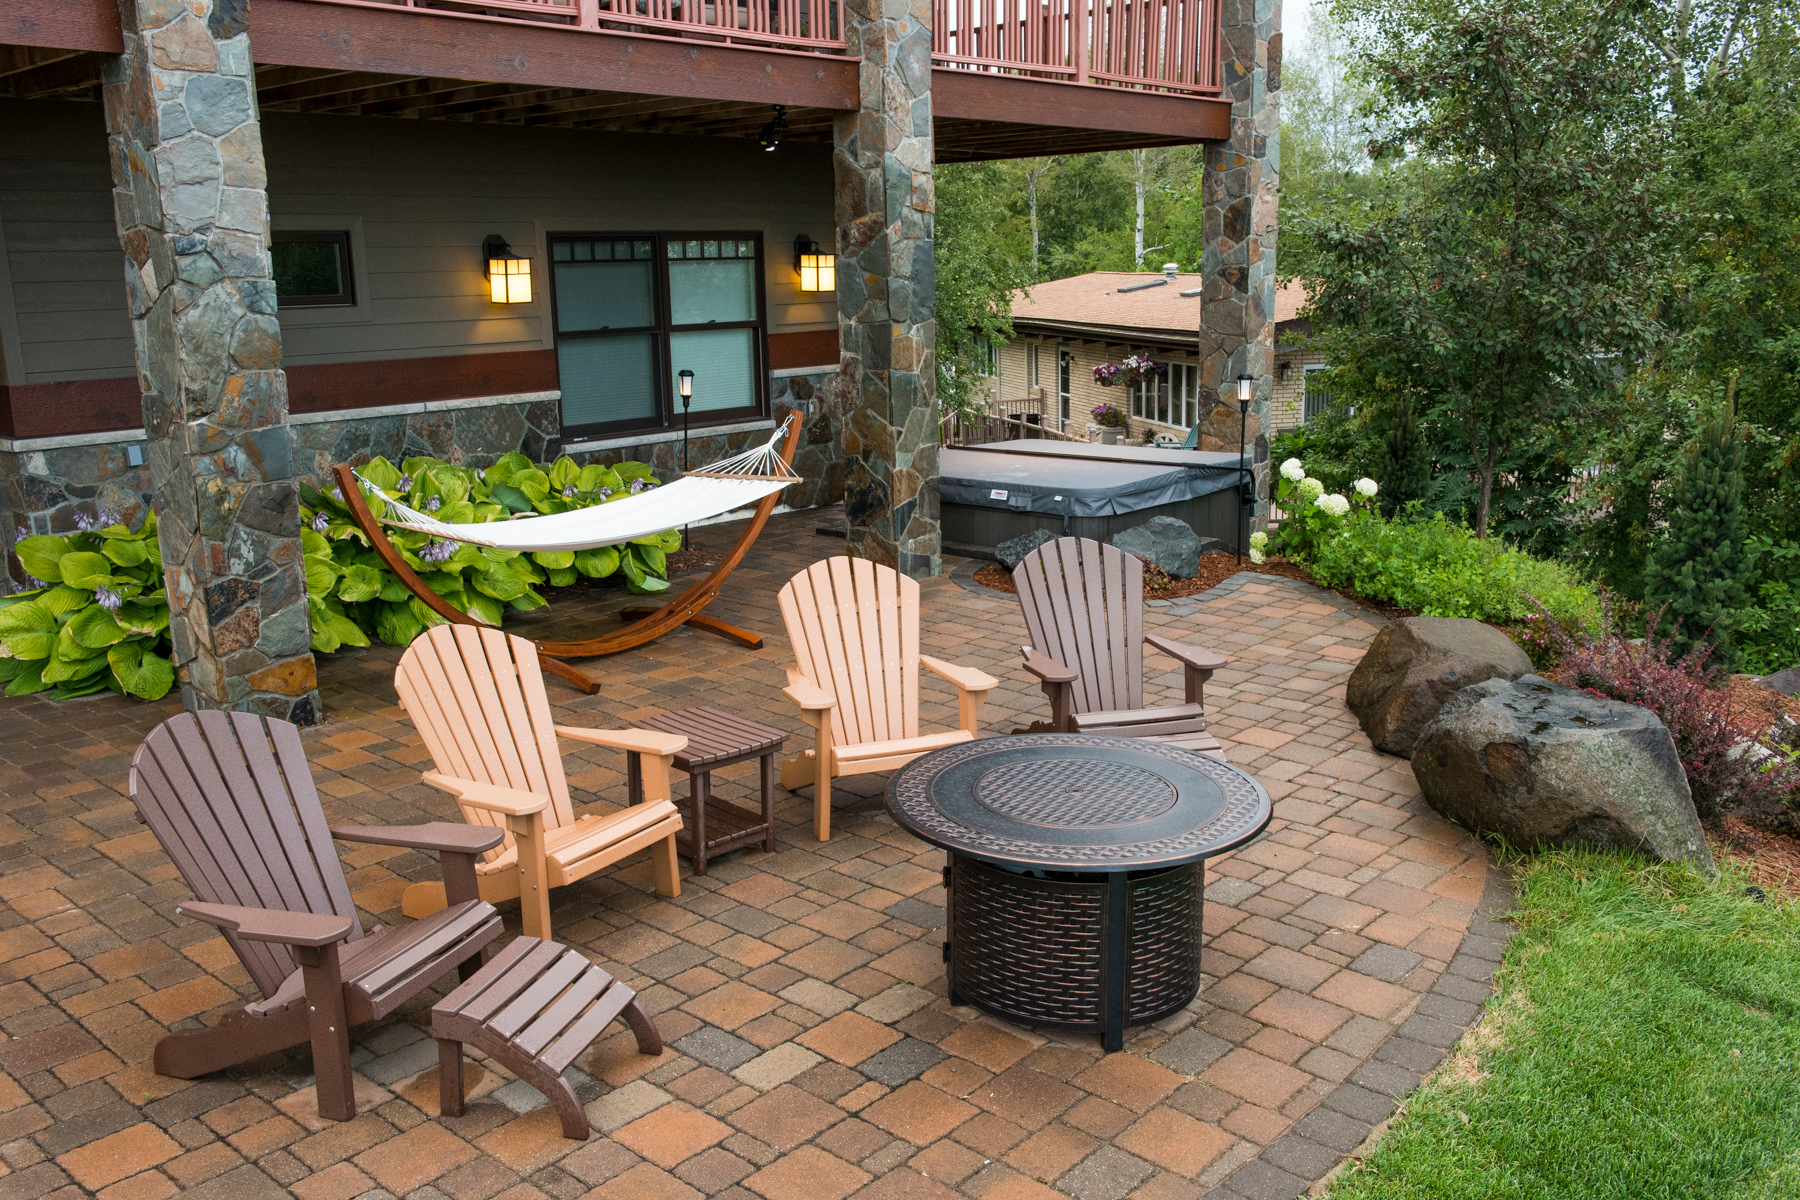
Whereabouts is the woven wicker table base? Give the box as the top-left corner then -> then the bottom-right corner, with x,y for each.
946,855 -> 1202,1051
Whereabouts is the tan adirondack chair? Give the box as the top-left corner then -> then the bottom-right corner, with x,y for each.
395,624 -> 687,940
778,557 -> 999,840
130,711 -> 503,1122
1013,536 -> 1229,757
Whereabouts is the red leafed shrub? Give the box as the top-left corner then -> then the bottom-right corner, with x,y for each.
1541,602 -> 1797,820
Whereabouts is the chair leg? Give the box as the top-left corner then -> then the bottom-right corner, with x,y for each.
759,753 -> 777,854
620,995 -> 664,1056
438,1038 -> 465,1118
294,945 -> 355,1123
154,1004 -> 309,1080
814,758 -> 832,842
651,834 -> 680,898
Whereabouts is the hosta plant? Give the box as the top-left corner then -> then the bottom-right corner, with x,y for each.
299,453 -> 680,652
0,511 -> 175,700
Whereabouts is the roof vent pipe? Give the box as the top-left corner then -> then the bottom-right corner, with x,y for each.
1163,262 -> 1179,280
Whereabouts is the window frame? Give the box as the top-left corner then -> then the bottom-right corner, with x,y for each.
547,230 -> 769,442
271,230 -> 355,308
1302,362 -> 1333,423
1128,358 -> 1199,430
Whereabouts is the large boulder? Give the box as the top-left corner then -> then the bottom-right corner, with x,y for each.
1413,675 -> 1714,875
1759,665 -> 1800,696
1347,616 -> 1534,757
995,528 -> 1055,571
1110,516 -> 1220,579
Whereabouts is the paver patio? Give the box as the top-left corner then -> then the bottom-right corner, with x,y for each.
0,510 -> 1509,1200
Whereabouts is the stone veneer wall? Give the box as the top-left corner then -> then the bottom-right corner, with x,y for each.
834,0 -> 940,576
1197,0 -> 1280,516
102,0 -> 319,722
1,368 -> 845,592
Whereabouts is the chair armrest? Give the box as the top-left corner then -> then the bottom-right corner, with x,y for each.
1143,633 -> 1229,672
1019,646 -> 1079,685
176,901 -> 354,948
422,772 -> 549,817
556,725 -> 687,757
330,822 -> 505,856
783,671 -> 837,712
920,655 -> 999,694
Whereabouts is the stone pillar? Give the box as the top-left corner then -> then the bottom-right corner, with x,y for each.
834,0 -> 940,576
104,0 -> 320,723
1197,0 -> 1280,518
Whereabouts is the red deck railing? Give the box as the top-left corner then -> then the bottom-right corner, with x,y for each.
291,0 -> 1221,93
932,0 -> 1221,94
327,0 -> 847,52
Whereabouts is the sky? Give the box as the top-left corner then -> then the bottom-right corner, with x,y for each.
1284,1 -> 1315,68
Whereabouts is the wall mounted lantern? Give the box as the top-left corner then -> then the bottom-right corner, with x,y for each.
482,234 -> 532,304
794,234 -> 836,292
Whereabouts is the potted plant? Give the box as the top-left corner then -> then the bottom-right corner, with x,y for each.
1091,402 -> 1128,444
1093,355 -> 1165,390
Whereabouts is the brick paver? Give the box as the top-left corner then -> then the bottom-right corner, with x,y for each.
0,509 -> 1511,1198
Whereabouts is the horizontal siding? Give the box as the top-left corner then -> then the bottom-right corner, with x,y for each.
0,99 -> 135,384
263,111 -> 837,368
0,99 -> 837,389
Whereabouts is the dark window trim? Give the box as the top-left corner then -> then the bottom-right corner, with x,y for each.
272,230 -> 355,307
548,231 -> 769,443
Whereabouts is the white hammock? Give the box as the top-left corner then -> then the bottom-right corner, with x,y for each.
358,417 -> 801,554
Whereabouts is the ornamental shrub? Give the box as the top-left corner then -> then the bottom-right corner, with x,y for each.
1543,601 -> 1798,821
1374,401 -> 1432,516
0,511 -> 175,700
1642,408 -> 1758,673
300,453 -> 678,652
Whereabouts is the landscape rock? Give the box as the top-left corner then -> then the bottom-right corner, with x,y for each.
995,528 -> 1055,571
1110,516 -> 1209,578
1347,616 -> 1534,757
1759,665 -> 1800,696
1412,675 -> 1714,875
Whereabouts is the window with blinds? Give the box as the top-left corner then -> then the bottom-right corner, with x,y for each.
549,233 -> 766,440
1129,361 -> 1200,429
1303,364 -> 1333,423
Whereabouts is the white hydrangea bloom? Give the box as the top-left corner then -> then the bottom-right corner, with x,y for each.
1297,477 -> 1325,503
1249,547 -> 1266,565
1354,477 -> 1379,498
1280,457 -> 1306,482
1249,531 -> 1268,551
1315,492 -> 1351,517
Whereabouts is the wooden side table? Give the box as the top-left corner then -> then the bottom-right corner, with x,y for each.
627,707 -> 788,875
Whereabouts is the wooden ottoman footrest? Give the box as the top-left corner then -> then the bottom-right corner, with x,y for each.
432,937 -> 662,1139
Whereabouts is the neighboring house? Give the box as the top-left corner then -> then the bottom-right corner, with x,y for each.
1270,279 -> 1329,433
0,0 -> 1278,717
996,264 -> 1287,453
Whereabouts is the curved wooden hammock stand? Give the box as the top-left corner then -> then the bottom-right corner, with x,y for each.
332,418 -> 801,694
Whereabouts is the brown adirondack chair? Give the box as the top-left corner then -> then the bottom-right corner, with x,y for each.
394,623 -> 687,941
129,711 -> 504,1123
778,557 -> 999,840
1012,536 -> 1230,756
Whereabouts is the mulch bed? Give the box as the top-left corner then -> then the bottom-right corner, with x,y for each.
1714,815 -> 1800,900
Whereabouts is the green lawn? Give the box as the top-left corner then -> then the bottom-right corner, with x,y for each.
1324,849 -> 1800,1200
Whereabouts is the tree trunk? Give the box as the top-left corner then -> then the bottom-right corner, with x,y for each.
1473,442 -> 1501,538
1132,150 -> 1147,267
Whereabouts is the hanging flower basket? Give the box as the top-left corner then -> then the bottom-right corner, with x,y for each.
1094,355 -> 1165,390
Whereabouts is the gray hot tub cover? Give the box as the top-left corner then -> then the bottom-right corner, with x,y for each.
940,444 -> 1242,519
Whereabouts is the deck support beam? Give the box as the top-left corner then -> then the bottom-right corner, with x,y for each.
104,0 -> 320,723
834,0 -> 941,577
1196,0 -> 1280,518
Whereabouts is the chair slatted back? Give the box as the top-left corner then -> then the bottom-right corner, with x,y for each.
1013,537 -> 1145,716
395,625 -> 576,861
129,711 -> 364,1000
778,557 -> 921,748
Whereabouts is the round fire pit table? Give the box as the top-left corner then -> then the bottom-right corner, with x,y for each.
887,733 -> 1271,1051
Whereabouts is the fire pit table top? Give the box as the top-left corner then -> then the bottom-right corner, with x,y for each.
886,733 -> 1271,871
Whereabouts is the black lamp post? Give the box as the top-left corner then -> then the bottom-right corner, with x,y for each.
1236,373 -> 1254,563
678,369 -> 694,551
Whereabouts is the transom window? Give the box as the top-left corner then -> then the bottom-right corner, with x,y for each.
549,233 -> 766,441
272,231 -> 354,307
1130,360 -> 1200,429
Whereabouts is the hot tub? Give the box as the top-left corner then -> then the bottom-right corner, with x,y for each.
939,441 -> 1250,560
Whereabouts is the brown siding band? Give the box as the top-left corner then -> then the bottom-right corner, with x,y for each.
768,329 -> 838,372
0,378 -> 144,440
2,0 -> 123,53
286,349 -> 559,414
